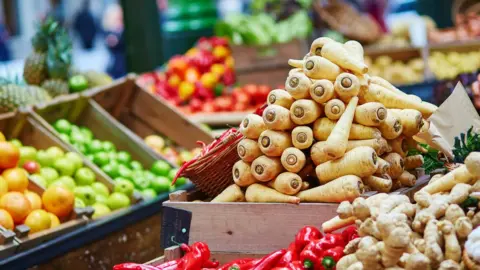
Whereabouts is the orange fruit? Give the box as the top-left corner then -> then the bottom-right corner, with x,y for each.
24,190 -> 42,210
24,209 -> 51,234
3,168 -> 28,192
0,176 -> 7,197
48,213 -> 60,228
0,142 -> 19,169
42,186 -> 74,218
0,191 -> 31,223
0,209 -> 14,230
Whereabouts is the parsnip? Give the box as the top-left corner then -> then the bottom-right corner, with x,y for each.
258,130 -> 292,157
354,102 -> 387,126
232,160 -> 256,187
390,109 -> 423,137
237,138 -> 262,162
324,97 -> 358,159
251,156 -> 283,182
421,165 -> 474,194
321,41 -> 368,74
311,141 -> 331,166
285,72 -> 312,99
291,126 -> 313,150
262,105 -> 295,131
309,37 -> 335,56
379,112 -> 403,140
363,175 -> 392,193
268,172 -> 302,195
398,170 -> 416,187
240,114 -> 267,139
313,118 -> 381,140
294,55 -> 342,80
334,73 -> 361,102
405,155 -> 424,170
370,76 -> 408,97
290,99 -> 322,125
212,184 -> 245,202
297,175 -> 364,202
310,79 -> 335,104
346,138 -> 388,155
245,183 -> 300,204
281,147 -> 306,173
344,40 -> 364,63
375,157 -> 390,175
322,216 -> 356,233
465,152 -> 480,177
389,136 -> 408,157
383,153 -> 405,179
267,89 -> 294,109
316,146 -> 378,184
325,99 -> 345,120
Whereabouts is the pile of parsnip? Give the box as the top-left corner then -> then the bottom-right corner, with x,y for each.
321,152 -> 480,270
212,36 -> 438,204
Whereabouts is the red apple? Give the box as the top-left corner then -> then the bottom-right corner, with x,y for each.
23,161 -> 40,174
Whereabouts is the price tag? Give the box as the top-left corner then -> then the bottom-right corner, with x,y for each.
161,206 -> 192,249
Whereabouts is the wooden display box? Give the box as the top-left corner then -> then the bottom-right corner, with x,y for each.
0,226 -> 19,259
83,75 -> 213,150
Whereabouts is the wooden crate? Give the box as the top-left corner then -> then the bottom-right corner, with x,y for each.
0,226 -> 19,259
83,74 -> 213,150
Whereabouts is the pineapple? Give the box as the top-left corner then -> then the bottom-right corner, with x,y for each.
23,52 -> 47,85
41,79 -> 69,97
0,84 -> 34,112
26,85 -> 52,104
83,70 -> 113,87
46,29 -> 72,80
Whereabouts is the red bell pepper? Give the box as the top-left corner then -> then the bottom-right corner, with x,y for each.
252,249 -> 287,270
217,258 -> 255,270
318,234 -> 345,251
276,242 -> 299,267
320,246 -> 344,270
300,233 -> 345,269
341,226 -> 358,243
295,226 -> 322,250
177,242 -> 211,270
300,240 -> 321,269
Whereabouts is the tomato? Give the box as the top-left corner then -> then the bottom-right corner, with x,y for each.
201,102 -> 216,113
200,72 -> 218,89
167,56 -> 188,76
167,74 -> 181,88
189,98 -> 203,113
213,96 -> 233,112
178,81 -> 195,101
243,84 -> 258,100
225,56 -> 235,69
212,46 -> 229,61
185,48 -> 199,57
257,85 -> 271,104
233,103 -> 248,112
210,64 -> 225,76
233,91 -> 249,105
184,68 -> 200,83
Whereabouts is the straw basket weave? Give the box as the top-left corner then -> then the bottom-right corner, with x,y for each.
177,130 -> 243,198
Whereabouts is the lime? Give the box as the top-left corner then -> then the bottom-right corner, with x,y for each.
102,163 -> 119,178
108,152 -> 117,161
133,176 -> 150,190
93,152 -> 110,167
130,160 -> 143,171
86,154 -> 94,161
80,127 -> 94,141
54,119 -> 72,135
58,134 -> 71,143
151,160 -> 171,176
144,171 -> 156,181
118,165 -> 132,180
69,75 -> 89,92
73,143 -> 87,154
168,168 -> 178,181
70,131 -> 87,145
141,188 -> 157,200
150,176 -> 171,193
87,140 -> 103,154
116,151 -> 132,165
102,141 -> 116,152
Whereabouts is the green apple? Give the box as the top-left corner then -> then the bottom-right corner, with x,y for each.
75,197 -> 86,208
150,176 -> 171,194
102,141 -> 116,152
73,143 -> 87,154
40,167 -> 59,184
169,185 -> 176,192
87,140 -> 103,154
133,176 -> 150,190
36,150 -> 55,167
80,127 -> 94,141
108,152 -> 117,160
74,167 -> 95,186
65,152 -> 83,170
116,151 -> 131,165
46,146 -> 65,161
144,171 -> 156,181
102,162 -> 119,178
9,139 -> 22,148
141,188 -> 157,200
30,174 -> 47,187
53,158 -> 76,176
130,160 -> 143,171
70,131 -> 87,145
19,146 -> 37,165
107,192 -> 130,210
91,182 -> 110,197
74,186 -> 97,205
95,194 -> 108,204
93,152 -> 110,167
54,119 -> 72,135
114,179 -> 134,197
168,169 -> 187,186
86,154 -> 94,161
117,165 -> 132,180
92,203 -> 111,219
151,160 -> 171,176
55,176 -> 76,190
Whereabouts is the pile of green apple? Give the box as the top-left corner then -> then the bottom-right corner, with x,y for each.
52,119 -> 187,201
10,140 -> 130,219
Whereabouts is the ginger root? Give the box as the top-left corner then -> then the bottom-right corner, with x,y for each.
424,219 -> 444,268
448,183 -> 472,204
380,226 -> 411,267
337,254 -> 359,270
404,252 -> 431,270
438,259 -> 461,270
455,216 -> 473,239
438,220 -> 461,262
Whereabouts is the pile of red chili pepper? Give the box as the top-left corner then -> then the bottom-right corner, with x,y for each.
113,225 -> 358,270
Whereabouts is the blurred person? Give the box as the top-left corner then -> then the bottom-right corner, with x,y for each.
0,20 -> 11,62
74,0 -> 97,50
102,3 -> 126,78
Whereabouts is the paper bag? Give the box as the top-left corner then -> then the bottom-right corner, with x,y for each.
415,82 -> 480,159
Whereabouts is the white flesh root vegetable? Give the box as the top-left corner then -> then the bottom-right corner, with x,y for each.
281,147 -> 306,173
389,136 -> 408,157
354,102 -> 387,127
289,56 -> 342,81
363,175 -> 392,193
344,40 -> 364,63
267,89 -> 295,109
297,175 -> 363,203
321,41 -> 368,74
383,153 -> 405,179
291,126 -> 313,150
212,184 -> 245,202
346,138 -> 388,156
251,156 -> 283,182
379,112 -> 403,140
334,73 -> 361,102
309,79 -> 335,104
237,138 -> 262,162
285,72 -> 312,99
389,109 -> 423,137
245,183 -> 300,204
465,152 -> 480,177
375,157 -> 390,175
398,170 -> 416,187
313,117 -> 381,140
232,160 -> 257,187
438,220 -> 461,263
309,37 -> 335,56
316,146 -> 378,184
258,130 -> 292,157
424,219 -> 444,268
240,114 -> 267,139
311,141 -> 331,166
268,172 -> 302,195
325,99 -> 345,120
323,97 -> 359,159
370,76 -> 409,97
421,165 -> 474,194
405,155 -> 424,170
322,215 -> 356,233
290,99 -> 323,125
262,105 -> 295,131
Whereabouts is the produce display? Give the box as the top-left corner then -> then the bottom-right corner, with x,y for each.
144,134 -> 201,166
429,50 -> 480,80
208,36 -> 437,204
364,56 -> 425,85
52,119 -> 187,200
114,225 -> 359,270
0,133 -> 73,234
429,13 -> 480,44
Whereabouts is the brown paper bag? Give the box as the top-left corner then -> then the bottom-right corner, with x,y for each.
415,82 -> 480,159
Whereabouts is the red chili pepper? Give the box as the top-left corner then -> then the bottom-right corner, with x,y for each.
177,242 -> 211,270
217,258 -> 255,270
320,246 -> 344,270
341,226 -> 358,243
295,226 -> 322,251
252,249 -> 286,270
202,260 -> 219,268
228,259 -> 261,270
113,263 -> 160,270
156,259 -> 179,270
288,261 -> 304,270
276,242 -> 299,267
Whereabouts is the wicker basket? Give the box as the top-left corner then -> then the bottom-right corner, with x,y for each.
313,0 -> 382,43
177,130 -> 243,198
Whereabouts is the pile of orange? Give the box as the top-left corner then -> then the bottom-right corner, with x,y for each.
0,132 -> 74,235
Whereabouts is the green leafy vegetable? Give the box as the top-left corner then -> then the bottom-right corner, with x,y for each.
453,126 -> 480,163
408,144 -> 445,174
